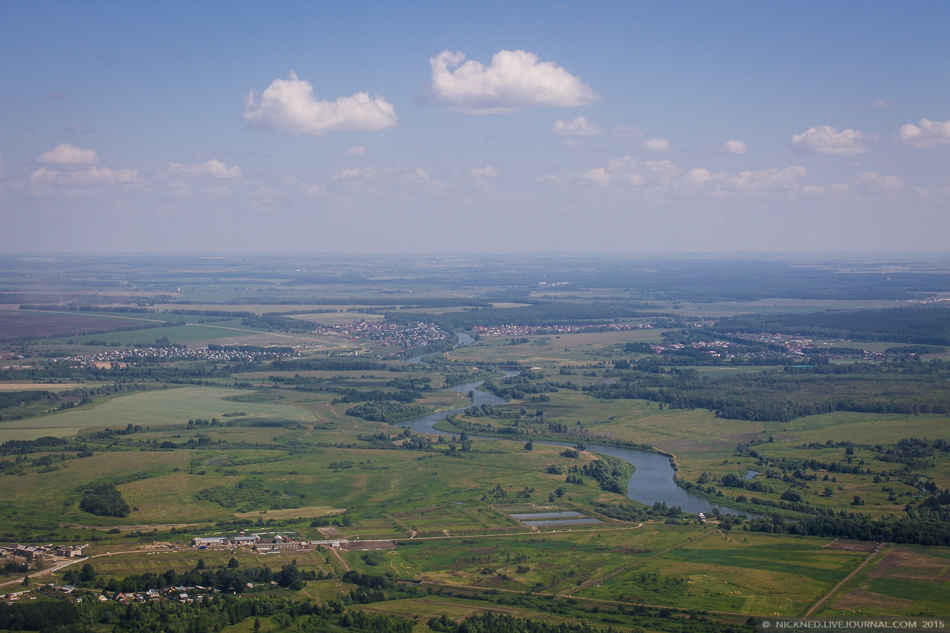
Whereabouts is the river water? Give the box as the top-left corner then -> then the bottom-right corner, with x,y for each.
400,359 -> 752,517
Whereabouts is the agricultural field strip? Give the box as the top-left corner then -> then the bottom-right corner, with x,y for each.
803,544 -> 889,617
395,577 -> 754,618
566,535 -> 692,596
0,307 -> 168,324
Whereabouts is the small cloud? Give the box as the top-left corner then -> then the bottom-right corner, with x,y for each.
58,167 -> 142,187
790,125 -> 869,155
344,145 -> 368,156
166,159 -> 242,179
722,140 -> 749,154
685,168 -> 713,185
30,167 -> 60,186
244,72 -> 397,136
37,143 -> 100,165
611,125 -> 644,139
60,124 -> 96,134
29,166 -> 142,189
552,116 -> 603,136
871,98 -> 894,109
855,171 -> 903,193
898,118 -> 950,148
581,166 -> 612,186
468,166 -> 499,178
332,166 -> 377,181
46,91 -> 67,101
803,185 -> 825,194
428,49 -> 599,114
641,138 -> 671,152
726,166 -> 806,191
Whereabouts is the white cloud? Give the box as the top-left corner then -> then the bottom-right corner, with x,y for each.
37,143 -> 100,165
898,118 -> 950,148
790,126 -> 869,155
582,167 -> 611,186
871,98 -> 894,109
428,49 -> 599,114
29,166 -> 142,189
724,166 -> 806,191
855,171 -> 903,193
58,167 -> 142,186
685,166 -> 805,192
685,168 -> 714,185
577,155 -> 674,187
166,159 -> 243,179
29,167 -> 59,185
641,138 -> 671,152
332,167 -> 377,181
552,117 -> 603,136
722,140 -> 749,154
611,125 -> 644,138
244,72 -> 397,136
545,156 -> 813,200
344,145 -> 368,156
468,166 -> 499,178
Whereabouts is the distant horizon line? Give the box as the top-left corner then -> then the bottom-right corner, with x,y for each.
3,250 -> 950,258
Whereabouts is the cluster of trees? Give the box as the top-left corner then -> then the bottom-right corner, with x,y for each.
875,437 -> 950,468
702,472 -> 774,494
99,561 -> 318,593
345,402 -> 429,424
0,435 -> 74,456
746,506 -> 950,546
271,358 -> 388,372
386,376 -> 431,390
78,483 -> 131,517
0,382 -> 136,421
241,313 -> 317,332
332,388 -> 421,404
0,589 -> 410,633
712,305 -> 950,346
578,457 -> 632,494
583,368 -> 950,422
481,373 -> 574,401
196,477 -> 306,512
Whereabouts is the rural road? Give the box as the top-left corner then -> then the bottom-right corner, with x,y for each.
803,544 -> 888,617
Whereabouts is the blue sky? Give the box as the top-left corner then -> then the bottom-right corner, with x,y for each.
1,0 -> 949,253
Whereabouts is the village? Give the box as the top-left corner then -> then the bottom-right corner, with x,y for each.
0,532 -> 395,605
471,322 -> 653,337
313,320 -> 450,349
53,345 -> 297,368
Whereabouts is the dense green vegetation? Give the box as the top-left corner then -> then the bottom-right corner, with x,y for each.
583,362 -> 950,421
78,483 -> 131,517
196,478 -> 308,512
710,306 -> 950,346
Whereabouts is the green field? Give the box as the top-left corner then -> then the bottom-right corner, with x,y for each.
0,386 -> 316,440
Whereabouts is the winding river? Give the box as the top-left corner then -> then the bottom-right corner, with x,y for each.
401,343 -> 753,516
